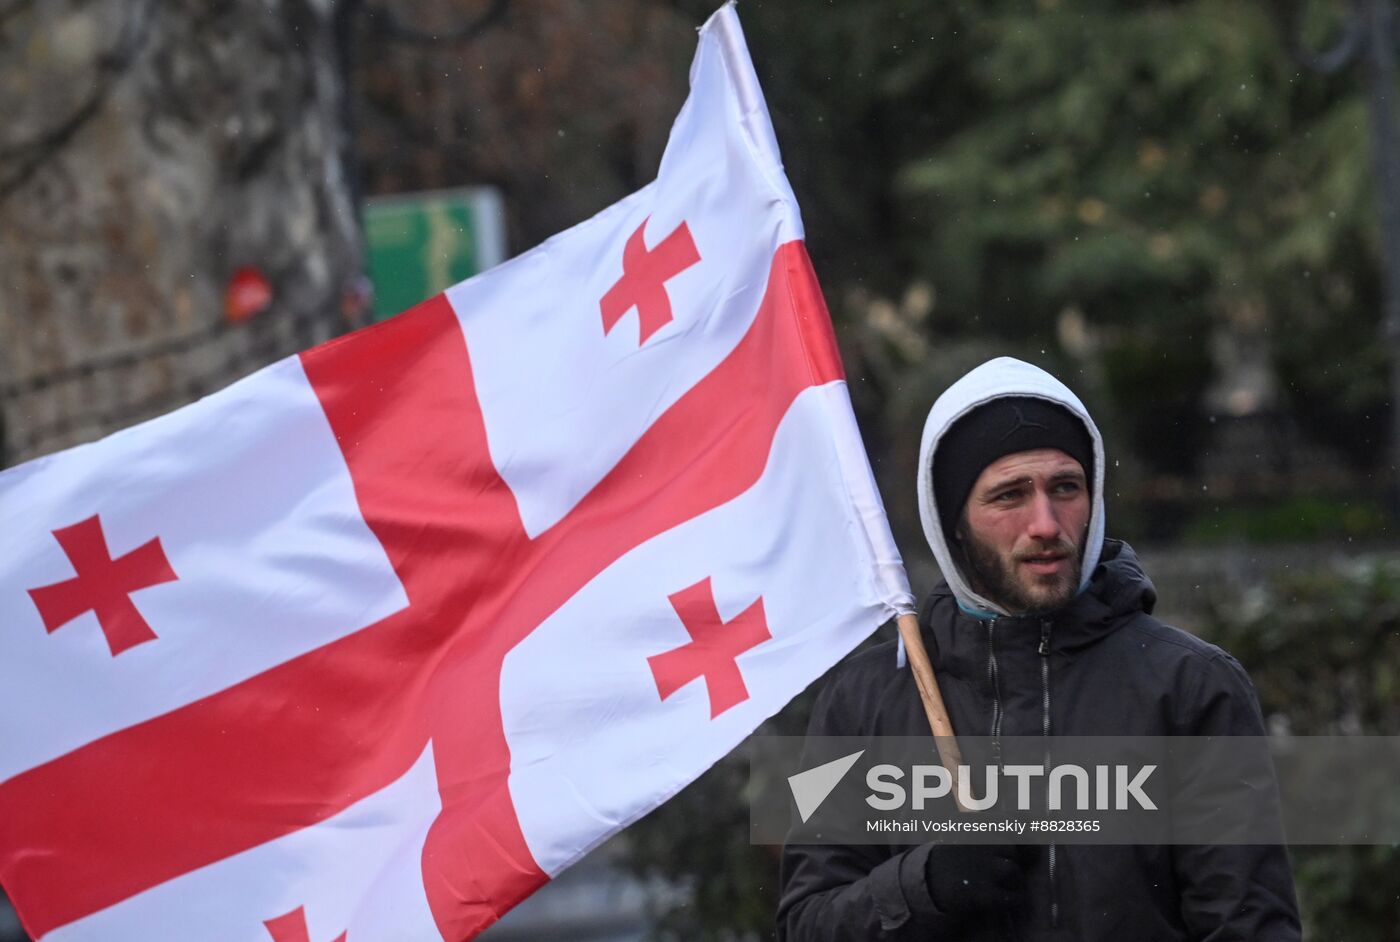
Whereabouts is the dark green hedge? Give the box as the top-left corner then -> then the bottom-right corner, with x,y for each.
1199,558 -> 1400,940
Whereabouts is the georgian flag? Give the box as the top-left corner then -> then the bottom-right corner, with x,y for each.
0,5 -> 914,940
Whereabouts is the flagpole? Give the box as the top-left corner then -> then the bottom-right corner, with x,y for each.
895,612 -> 970,812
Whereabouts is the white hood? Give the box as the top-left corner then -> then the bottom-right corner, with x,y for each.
916,357 -> 1106,618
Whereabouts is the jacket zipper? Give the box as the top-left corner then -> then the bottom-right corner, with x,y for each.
987,618 -> 1003,765
1039,618 -> 1060,929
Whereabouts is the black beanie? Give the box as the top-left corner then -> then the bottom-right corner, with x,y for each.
933,396 -> 1094,541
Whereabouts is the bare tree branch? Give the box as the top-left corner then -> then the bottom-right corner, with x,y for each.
0,0 -> 154,205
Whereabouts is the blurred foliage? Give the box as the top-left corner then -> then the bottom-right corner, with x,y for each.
1180,494 -> 1392,543
660,0 -> 1396,558
622,754 -> 776,941
1199,558 -> 1400,939
1202,558 -> 1400,736
894,0 -> 1388,477
1291,844 -> 1400,941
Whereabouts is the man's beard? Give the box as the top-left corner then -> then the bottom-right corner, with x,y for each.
959,528 -> 1084,615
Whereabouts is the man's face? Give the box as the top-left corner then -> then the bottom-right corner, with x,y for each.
956,448 -> 1090,615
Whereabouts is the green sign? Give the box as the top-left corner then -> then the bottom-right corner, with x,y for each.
364,187 -> 506,320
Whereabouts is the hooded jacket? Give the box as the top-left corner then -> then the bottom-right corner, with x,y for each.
776,359 -> 1300,941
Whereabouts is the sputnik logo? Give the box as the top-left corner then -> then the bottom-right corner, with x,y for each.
787,750 -> 866,824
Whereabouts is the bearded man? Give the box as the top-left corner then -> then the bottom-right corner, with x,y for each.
776,357 -> 1300,941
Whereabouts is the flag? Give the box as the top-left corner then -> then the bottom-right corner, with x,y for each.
0,5 -> 914,940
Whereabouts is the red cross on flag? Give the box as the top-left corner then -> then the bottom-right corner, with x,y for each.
0,5 -> 914,940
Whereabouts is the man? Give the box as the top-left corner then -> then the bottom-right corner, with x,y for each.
776,357 -> 1300,940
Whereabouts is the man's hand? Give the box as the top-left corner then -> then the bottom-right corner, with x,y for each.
924,844 -> 1033,917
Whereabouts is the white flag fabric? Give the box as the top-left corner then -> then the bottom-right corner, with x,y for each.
0,5 -> 914,940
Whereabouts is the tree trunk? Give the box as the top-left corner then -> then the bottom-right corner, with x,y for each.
0,0 -> 364,467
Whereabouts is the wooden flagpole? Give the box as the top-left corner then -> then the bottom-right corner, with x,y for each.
895,611 -> 970,812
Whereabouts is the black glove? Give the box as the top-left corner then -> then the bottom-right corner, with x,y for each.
924,843 -> 1033,918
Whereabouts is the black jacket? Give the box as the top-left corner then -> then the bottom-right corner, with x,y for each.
776,540 -> 1301,941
